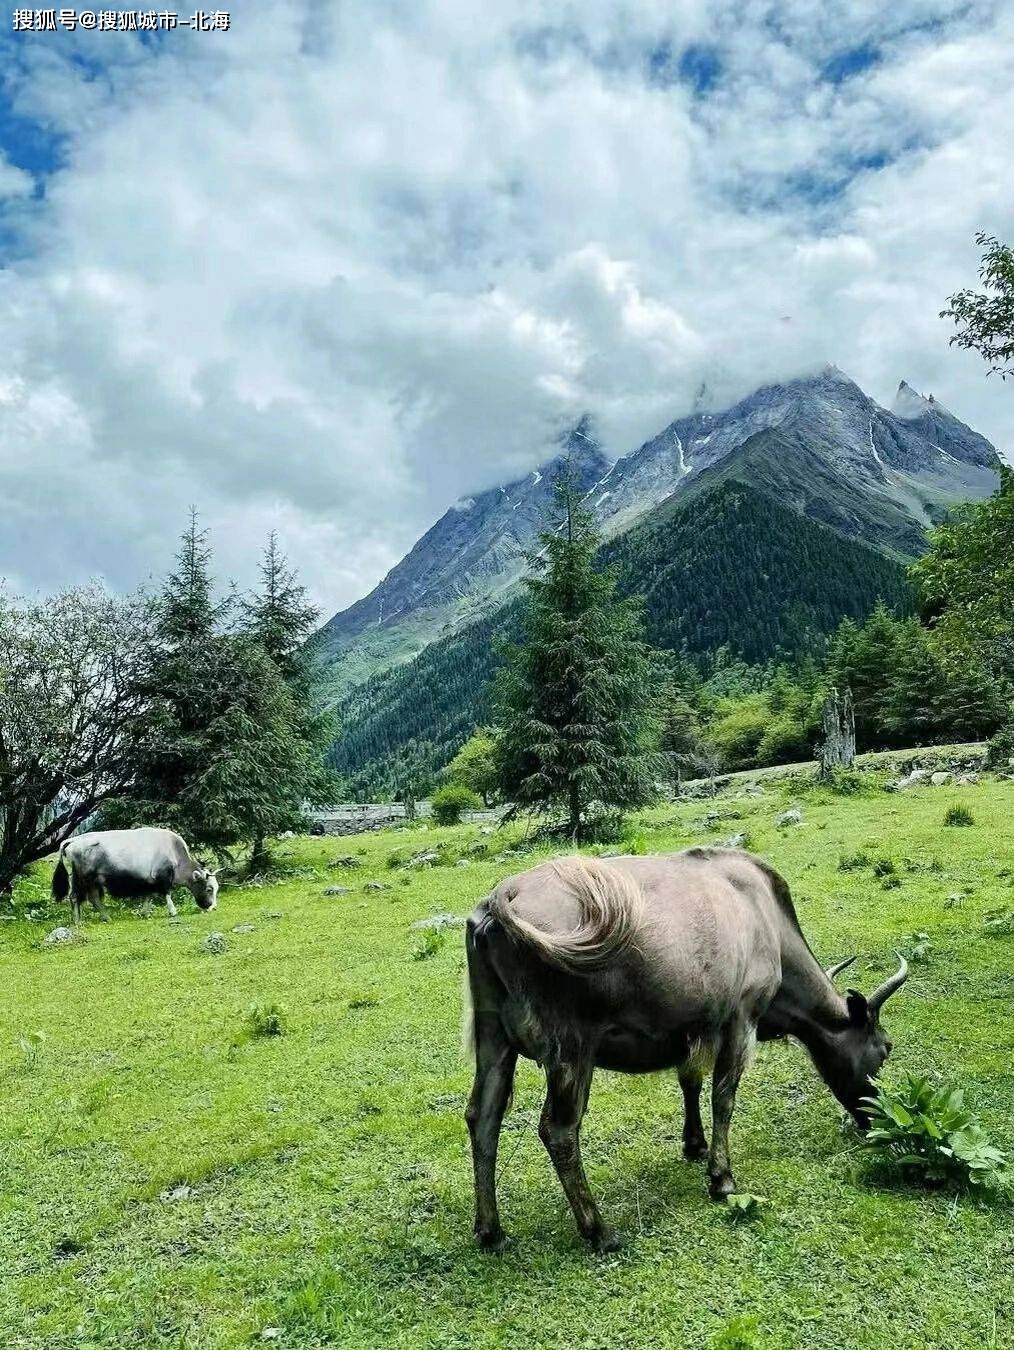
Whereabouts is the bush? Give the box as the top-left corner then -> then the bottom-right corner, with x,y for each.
944,805 -> 975,828
430,784 -> 482,826
412,929 -> 446,961
986,723 -> 1014,769
863,1072 -> 1006,1187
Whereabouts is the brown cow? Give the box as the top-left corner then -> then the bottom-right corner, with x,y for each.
464,847 -> 906,1251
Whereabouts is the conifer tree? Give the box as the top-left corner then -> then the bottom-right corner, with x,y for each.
494,473 -> 661,840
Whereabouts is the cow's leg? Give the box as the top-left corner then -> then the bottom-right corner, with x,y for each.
465,1013 -> 517,1252
539,1062 -> 619,1252
707,1017 -> 753,1199
165,892 -> 177,918
678,1066 -> 708,1161
90,885 -> 110,922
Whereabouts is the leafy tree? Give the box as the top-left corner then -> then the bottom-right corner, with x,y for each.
911,469 -> 1014,698
828,604 -> 902,748
443,728 -> 499,806
0,586 -> 154,895
494,475 -> 661,839
941,233 -> 1014,378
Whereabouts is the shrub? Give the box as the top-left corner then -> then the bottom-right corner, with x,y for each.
944,805 -> 975,828
863,1072 -> 1006,1187
430,784 -> 482,826
985,723 -> 1014,769
245,1001 -> 287,1037
871,856 -> 896,878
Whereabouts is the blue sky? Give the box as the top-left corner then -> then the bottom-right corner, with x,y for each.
0,0 -> 1011,611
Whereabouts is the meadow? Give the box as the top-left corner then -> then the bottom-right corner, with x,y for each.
3,768 -> 1013,1349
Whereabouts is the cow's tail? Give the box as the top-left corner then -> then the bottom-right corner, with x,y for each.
487,856 -> 645,975
51,851 -> 70,903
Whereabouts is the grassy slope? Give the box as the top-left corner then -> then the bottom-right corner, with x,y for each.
3,774 -> 1014,1349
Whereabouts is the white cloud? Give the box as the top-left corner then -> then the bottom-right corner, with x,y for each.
0,0 -> 1011,617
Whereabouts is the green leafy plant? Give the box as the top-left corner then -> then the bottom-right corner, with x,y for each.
412,929 -> 446,961
724,1192 -> 768,1222
245,1001 -> 287,1037
944,805 -> 975,828
903,932 -> 932,963
430,784 -> 482,826
17,1028 -> 47,1069
838,850 -> 871,872
871,856 -> 896,878
863,1072 -> 1006,1186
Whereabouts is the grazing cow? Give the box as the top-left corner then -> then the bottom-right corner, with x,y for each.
464,847 -> 907,1251
52,827 -> 219,923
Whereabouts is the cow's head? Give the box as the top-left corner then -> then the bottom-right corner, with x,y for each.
820,954 -> 908,1128
190,866 -> 220,911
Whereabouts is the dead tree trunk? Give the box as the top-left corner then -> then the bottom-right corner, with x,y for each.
817,686 -> 856,780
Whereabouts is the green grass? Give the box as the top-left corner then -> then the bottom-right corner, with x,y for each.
3,775 -> 1014,1348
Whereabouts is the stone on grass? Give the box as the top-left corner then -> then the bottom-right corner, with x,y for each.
323,886 -> 351,897
890,769 -> 930,791
411,913 -> 466,931
456,858 -> 472,867
44,926 -> 77,945
724,833 -> 748,849
363,881 -> 391,892
409,850 -> 441,867
776,809 -> 802,827
330,855 -> 358,869
231,923 -> 256,933
930,771 -> 952,786
203,931 -> 226,954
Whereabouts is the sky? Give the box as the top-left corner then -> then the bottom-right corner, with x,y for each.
1,0 -> 1012,618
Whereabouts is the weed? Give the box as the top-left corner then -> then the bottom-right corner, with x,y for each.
17,1028 -> 46,1070
863,1072 -> 1006,1187
411,929 -> 446,961
838,850 -> 870,872
944,805 -> 975,828
245,1001 -> 287,1037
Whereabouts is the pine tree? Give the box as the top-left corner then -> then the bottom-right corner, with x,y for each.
242,532 -> 320,685
494,474 -> 661,840
240,533 -> 338,868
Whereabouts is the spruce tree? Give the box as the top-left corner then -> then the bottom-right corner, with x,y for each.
240,533 -> 338,867
494,473 -> 661,840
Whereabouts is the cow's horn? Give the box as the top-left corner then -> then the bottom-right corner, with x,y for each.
825,955 -> 857,981
868,953 -> 909,1012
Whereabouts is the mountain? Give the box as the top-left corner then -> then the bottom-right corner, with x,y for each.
328,478 -> 915,796
310,419 -> 610,688
313,366 -> 1002,696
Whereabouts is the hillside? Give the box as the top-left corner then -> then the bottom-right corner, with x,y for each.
329,480 -> 912,795
312,367 -> 1000,698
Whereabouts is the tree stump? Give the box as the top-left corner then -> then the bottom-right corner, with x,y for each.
817,686 -> 856,780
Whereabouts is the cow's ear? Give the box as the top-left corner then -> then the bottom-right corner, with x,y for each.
846,990 -> 870,1026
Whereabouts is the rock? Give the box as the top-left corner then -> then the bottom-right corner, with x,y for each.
323,886 -> 351,897
411,913 -> 466,930
723,833 -> 748,849
480,826 -> 495,835
44,926 -> 77,945
279,830 -> 295,839
203,931 -> 226,954
776,809 -> 802,827
329,855 -> 357,869
160,1184 -> 192,1203
456,858 -> 472,867
890,769 -> 930,791
409,850 -> 441,867
930,771 -> 952,786
957,773 -> 979,785
363,881 -> 391,892
231,923 -> 256,933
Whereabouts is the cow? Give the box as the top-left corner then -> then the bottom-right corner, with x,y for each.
51,827 -> 220,923
463,847 -> 908,1252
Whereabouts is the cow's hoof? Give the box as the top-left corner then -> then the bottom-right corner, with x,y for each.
476,1226 -> 509,1254
709,1173 -> 736,1200
592,1227 -> 624,1254
683,1137 -> 709,1162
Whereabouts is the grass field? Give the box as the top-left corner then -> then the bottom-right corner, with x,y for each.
3,770 -> 1014,1348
